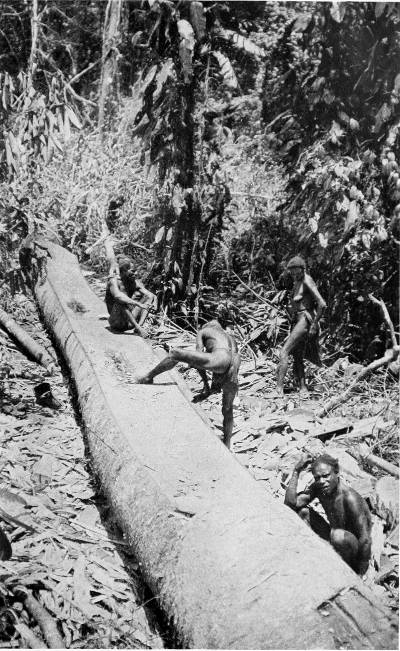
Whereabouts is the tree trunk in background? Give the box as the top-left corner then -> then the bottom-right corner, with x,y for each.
98,0 -> 122,140
27,0 -> 38,92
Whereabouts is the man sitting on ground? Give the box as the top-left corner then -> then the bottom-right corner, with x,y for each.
285,453 -> 372,575
105,256 -> 156,338
136,307 -> 241,449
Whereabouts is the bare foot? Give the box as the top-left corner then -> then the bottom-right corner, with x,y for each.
136,376 -> 154,384
192,390 -> 210,403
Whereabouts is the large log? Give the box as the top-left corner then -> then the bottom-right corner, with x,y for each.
21,239 -> 398,650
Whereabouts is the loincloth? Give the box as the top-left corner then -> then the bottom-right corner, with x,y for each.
108,304 -> 131,332
291,310 -> 322,366
211,350 -> 241,392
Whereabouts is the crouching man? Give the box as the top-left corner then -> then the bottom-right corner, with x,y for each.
285,453 -> 372,574
105,256 -> 156,338
136,309 -> 240,449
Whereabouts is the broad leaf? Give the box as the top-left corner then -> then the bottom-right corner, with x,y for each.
330,2 -> 347,22
211,51 -> 238,89
218,29 -> 263,57
344,200 -> 359,233
154,225 -> 165,243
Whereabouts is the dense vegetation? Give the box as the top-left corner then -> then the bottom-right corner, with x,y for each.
0,0 -> 398,359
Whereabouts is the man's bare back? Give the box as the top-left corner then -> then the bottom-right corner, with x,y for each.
136,318 -> 240,448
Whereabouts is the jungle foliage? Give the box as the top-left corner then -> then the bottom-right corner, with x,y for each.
260,1 -> 400,354
0,1 -> 398,358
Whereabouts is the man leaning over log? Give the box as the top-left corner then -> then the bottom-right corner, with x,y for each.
285,453 -> 372,575
276,256 -> 326,397
136,306 -> 241,449
105,256 -> 156,338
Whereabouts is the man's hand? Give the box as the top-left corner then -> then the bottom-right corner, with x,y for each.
294,453 -> 313,473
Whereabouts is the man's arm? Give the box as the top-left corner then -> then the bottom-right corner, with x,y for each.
304,274 -> 326,335
345,492 -> 372,575
135,279 -> 156,304
285,454 -> 315,511
195,330 -> 205,352
108,278 -> 142,308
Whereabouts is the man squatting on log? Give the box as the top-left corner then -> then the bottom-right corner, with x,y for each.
277,256 -> 326,397
105,256 -> 156,338
285,453 -> 372,575
137,308 -> 241,449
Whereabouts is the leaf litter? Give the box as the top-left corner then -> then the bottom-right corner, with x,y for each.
0,295 -> 164,648
151,311 -> 399,614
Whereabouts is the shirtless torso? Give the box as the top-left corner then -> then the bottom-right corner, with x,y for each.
277,259 -> 326,396
285,455 -> 372,574
137,319 -> 241,448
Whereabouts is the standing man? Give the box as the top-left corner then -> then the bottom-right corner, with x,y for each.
285,453 -> 372,575
276,256 -> 326,397
136,308 -> 240,449
105,256 -> 156,338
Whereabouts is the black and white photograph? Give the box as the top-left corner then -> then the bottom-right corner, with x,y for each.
0,1 -> 398,648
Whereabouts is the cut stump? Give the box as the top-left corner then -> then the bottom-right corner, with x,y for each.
21,239 -> 398,650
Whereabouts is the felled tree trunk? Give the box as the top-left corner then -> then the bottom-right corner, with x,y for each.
21,238 -> 398,650
0,307 -> 54,371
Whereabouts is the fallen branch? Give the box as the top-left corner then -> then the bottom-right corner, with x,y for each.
85,232 -> 151,256
0,307 -> 54,372
350,444 -> 399,479
318,296 -> 399,417
317,347 -> 399,417
14,622 -> 47,649
231,270 -> 284,313
15,588 -> 65,649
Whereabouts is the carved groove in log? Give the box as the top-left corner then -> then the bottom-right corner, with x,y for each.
21,240 -> 398,650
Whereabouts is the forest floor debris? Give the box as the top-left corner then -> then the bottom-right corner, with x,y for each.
0,295 -> 164,648
146,302 -> 399,616
1,279 -> 398,647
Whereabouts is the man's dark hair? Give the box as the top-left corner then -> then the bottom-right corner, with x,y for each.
287,255 -> 306,269
312,454 -> 339,474
118,256 -> 134,273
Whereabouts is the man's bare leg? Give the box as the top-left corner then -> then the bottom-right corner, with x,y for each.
137,348 -> 218,384
133,296 -> 153,327
123,306 -> 147,338
276,316 -> 308,395
293,350 -> 308,396
222,384 -> 236,449
330,528 -> 359,571
192,369 -> 211,402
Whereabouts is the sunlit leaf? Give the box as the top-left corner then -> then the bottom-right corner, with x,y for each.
318,232 -> 328,248
211,51 -> 238,89
218,29 -> 263,57
344,201 -> 359,233
66,105 -> 82,130
154,225 -> 165,243
330,2 -> 346,22
375,2 -> 387,18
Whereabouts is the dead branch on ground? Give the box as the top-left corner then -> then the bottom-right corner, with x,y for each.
317,296 -> 399,417
14,587 -> 65,649
0,308 -> 55,373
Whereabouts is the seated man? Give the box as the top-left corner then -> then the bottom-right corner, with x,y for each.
276,256 -> 326,397
136,309 -> 241,449
284,453 -> 372,575
105,256 -> 156,338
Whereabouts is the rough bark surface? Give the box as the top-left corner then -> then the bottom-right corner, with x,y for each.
22,239 -> 398,650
